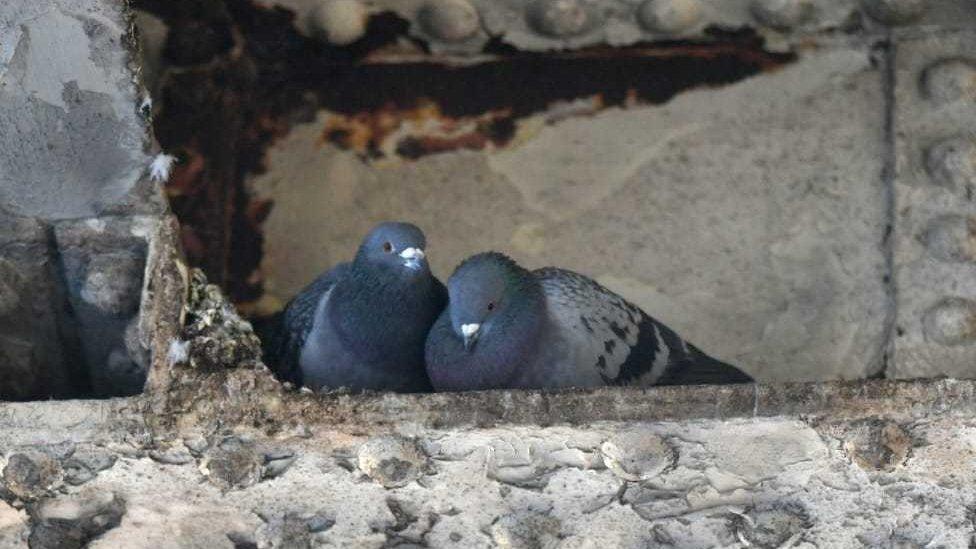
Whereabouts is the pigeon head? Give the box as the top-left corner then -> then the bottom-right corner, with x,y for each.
355,222 -> 429,274
447,252 -> 539,352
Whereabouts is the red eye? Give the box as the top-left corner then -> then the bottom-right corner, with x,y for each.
383,242 -> 393,253
487,302 -> 495,311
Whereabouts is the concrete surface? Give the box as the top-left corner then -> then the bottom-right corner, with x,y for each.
5,379 -> 976,548
0,0 -> 153,220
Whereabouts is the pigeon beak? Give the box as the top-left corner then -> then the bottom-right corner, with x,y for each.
399,247 -> 426,271
461,323 -> 480,351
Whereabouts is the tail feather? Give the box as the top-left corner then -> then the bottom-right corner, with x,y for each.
252,311 -> 301,385
655,345 -> 753,386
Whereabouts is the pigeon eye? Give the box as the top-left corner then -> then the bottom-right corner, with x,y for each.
382,242 -> 394,253
487,302 -> 496,312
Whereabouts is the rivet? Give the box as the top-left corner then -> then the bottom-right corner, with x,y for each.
750,0 -> 813,30
527,0 -> 595,38
923,297 -> 976,346
924,137 -> 976,191
861,0 -> 927,25
418,0 -> 480,42
637,0 -> 703,33
921,214 -> 976,263
920,58 -> 976,105
310,0 -> 368,46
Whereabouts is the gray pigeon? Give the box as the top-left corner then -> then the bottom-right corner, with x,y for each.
425,252 -> 752,391
265,222 -> 446,392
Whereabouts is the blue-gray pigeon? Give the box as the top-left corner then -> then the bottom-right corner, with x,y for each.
425,252 -> 752,391
264,222 -> 446,392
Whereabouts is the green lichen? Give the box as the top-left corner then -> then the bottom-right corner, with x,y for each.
182,269 -> 262,370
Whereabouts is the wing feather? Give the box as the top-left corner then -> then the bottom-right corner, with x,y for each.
264,263 -> 350,384
534,267 -> 751,386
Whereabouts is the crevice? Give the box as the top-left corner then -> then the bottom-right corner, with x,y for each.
46,223 -> 92,400
878,35 -> 898,380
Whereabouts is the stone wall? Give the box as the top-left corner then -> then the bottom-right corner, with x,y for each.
0,0 -> 166,398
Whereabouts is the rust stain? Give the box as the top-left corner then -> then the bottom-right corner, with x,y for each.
313,42 -> 796,160
319,100 -> 515,158
140,0 -> 797,308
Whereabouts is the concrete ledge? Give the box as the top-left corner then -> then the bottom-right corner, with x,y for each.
234,377 -> 976,430
2,378 -> 969,436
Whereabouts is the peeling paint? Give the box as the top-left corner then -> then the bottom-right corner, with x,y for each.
314,40 -> 795,160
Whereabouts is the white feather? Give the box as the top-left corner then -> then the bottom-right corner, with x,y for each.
149,153 -> 176,182
167,339 -> 190,365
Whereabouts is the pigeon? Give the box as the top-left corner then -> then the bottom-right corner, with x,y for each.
264,222 -> 446,392
425,252 -> 752,391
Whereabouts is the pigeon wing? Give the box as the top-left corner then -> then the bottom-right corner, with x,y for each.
266,263 -> 351,384
534,268 -> 751,386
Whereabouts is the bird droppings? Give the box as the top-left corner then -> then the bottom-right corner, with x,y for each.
148,446 -> 195,466
201,436 -> 265,490
728,501 -> 812,548
841,419 -> 913,472
28,492 -> 126,549
600,430 -> 676,481
1,453 -> 63,501
182,269 -> 263,371
62,448 -> 117,486
489,512 -> 563,548
255,510 -> 335,547
358,435 -> 429,488
262,455 -> 297,479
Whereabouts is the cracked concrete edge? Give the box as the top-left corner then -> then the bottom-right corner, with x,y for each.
140,213 -> 189,414
4,374 -> 976,445
133,225 -> 976,435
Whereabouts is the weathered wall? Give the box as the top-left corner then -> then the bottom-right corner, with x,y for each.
0,0 -> 165,398
6,379 -> 976,548
220,0 -> 976,383
252,43 -> 890,383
